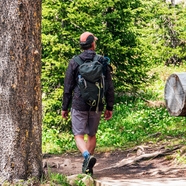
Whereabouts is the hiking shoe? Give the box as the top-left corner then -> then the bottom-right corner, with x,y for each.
82,155 -> 96,175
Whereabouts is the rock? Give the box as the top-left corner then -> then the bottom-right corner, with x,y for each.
63,158 -> 71,167
81,175 -> 94,186
67,174 -> 94,186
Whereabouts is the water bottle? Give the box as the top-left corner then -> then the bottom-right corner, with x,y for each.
78,75 -> 82,82
78,75 -> 85,89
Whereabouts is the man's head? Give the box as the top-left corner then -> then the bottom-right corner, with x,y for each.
79,32 -> 98,50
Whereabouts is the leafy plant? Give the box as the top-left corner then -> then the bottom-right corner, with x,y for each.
43,169 -> 70,185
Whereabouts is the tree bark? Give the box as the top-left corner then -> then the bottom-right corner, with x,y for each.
0,0 -> 42,183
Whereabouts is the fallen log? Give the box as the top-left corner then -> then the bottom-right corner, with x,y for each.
164,73 -> 186,116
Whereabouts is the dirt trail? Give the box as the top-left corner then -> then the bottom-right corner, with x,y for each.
43,144 -> 186,181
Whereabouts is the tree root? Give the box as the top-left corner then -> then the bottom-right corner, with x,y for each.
97,145 -> 182,171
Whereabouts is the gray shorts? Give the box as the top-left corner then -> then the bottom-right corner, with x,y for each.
71,109 -> 102,136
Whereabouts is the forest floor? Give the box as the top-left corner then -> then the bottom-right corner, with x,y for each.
43,142 -> 186,183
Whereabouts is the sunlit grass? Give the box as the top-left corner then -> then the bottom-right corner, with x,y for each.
147,63 -> 186,99
42,64 -> 186,155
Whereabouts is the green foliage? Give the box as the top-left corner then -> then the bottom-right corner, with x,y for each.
41,0 -> 153,129
42,63 -> 186,154
42,126 -> 76,154
48,173 -> 69,185
42,92 -> 186,153
97,96 -> 186,148
141,0 -> 186,66
42,170 -> 91,186
41,0 -> 186,133
42,169 -> 70,185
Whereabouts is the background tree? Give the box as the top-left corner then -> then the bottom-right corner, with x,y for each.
42,0 -> 152,129
0,0 -> 42,183
147,0 -> 186,66
41,0 -> 186,129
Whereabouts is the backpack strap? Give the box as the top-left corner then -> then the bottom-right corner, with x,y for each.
93,54 -> 101,62
74,54 -> 102,65
73,56 -> 84,66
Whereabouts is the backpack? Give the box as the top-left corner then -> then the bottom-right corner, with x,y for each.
73,55 -> 106,112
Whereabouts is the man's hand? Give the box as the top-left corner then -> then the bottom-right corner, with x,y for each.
62,110 -> 69,119
104,110 -> 113,120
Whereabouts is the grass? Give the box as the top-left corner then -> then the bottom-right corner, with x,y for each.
41,171 -> 70,186
2,173 -> 87,186
42,63 -> 186,155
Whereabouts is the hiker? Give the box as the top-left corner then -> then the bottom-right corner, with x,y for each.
62,31 -> 114,175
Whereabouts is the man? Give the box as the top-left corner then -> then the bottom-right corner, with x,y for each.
62,31 -> 114,175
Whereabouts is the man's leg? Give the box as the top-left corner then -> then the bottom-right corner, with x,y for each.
74,134 -> 96,174
74,135 -> 88,154
86,135 -> 96,155
74,134 -> 96,156
71,109 -> 99,174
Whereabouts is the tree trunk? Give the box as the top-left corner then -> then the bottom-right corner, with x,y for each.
164,73 -> 186,116
0,0 -> 42,183
171,0 -> 176,5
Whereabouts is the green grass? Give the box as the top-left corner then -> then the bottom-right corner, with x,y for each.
42,64 -> 186,154
40,169 -> 92,186
42,171 -> 70,185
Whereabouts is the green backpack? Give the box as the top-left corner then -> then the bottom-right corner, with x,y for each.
74,55 -> 105,112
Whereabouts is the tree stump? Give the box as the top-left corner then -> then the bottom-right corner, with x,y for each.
164,73 -> 186,116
